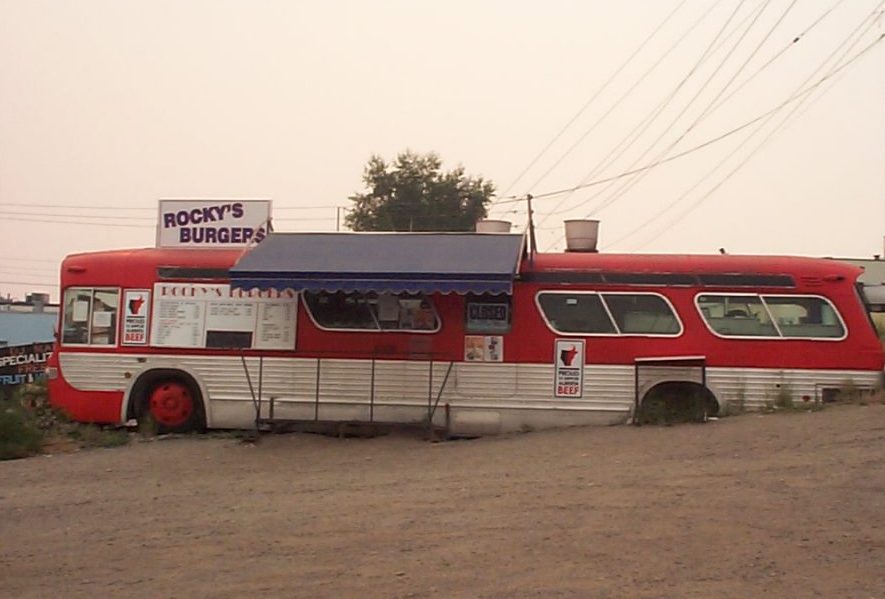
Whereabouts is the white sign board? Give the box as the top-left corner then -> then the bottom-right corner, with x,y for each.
554,339 -> 584,398
150,283 -> 297,350
157,198 -> 272,248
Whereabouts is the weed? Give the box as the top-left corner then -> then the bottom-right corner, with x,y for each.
773,384 -> 794,410
1,382 -> 131,459
837,379 -> 862,403
68,425 -> 130,448
137,413 -> 159,438
0,402 -> 43,460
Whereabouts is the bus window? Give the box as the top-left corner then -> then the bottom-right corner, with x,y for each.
602,293 -> 681,335
62,287 -> 120,346
537,292 -> 616,334
697,294 -> 778,337
762,295 -> 845,339
62,289 -> 92,344
90,289 -> 119,345
304,291 -> 440,332
305,292 -> 376,330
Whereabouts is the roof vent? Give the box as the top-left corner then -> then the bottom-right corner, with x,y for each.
564,219 -> 599,252
475,219 -> 512,233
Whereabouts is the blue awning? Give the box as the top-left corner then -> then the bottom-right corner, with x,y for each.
229,232 -> 526,295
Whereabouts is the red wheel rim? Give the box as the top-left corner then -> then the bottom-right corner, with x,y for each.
149,382 -> 194,427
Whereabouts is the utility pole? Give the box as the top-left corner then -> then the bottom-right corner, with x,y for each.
526,194 -> 537,263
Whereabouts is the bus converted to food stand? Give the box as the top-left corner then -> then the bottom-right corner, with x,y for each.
47,228 -> 884,435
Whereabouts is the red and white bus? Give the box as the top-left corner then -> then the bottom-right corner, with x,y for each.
47,231 -> 884,435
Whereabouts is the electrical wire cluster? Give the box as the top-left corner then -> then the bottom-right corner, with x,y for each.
487,0 -> 884,252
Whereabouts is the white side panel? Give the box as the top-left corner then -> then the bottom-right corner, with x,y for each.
59,353 -> 881,432
706,367 -> 881,408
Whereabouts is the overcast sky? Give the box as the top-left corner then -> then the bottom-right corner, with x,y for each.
2,0 -> 884,302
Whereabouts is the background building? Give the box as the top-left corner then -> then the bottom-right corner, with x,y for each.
0,293 -> 58,347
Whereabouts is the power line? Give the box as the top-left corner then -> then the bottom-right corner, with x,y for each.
0,279 -> 58,287
274,205 -> 347,211
0,215 -> 153,228
1,256 -> 60,264
563,0 -> 784,228
0,202 -> 154,210
0,265 -> 58,274
540,0 -> 766,248
528,0 -> 751,225
524,0 -> 751,235
0,210 -> 154,222
617,19 -> 885,249
506,0 -> 846,234
0,202 -> 344,212
493,0 -> 691,203
703,0 -> 848,117
498,25 -> 884,214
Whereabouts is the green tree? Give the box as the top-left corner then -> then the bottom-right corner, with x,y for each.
346,151 -> 495,232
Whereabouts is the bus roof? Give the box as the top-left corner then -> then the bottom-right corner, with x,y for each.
525,252 -> 863,280
63,247 -> 243,269
60,246 -> 864,286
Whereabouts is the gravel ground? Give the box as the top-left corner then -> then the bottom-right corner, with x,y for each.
2,403 -> 884,598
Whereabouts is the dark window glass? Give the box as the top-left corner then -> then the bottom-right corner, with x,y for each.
157,267 -> 230,280
601,273 -> 697,286
538,293 -> 615,334
697,294 -> 778,337
762,296 -> 844,338
205,330 -> 253,348
304,291 -> 438,331
602,294 -> 680,334
520,272 -> 604,284
698,274 -> 794,287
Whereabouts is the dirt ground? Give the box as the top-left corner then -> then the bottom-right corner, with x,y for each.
2,404 -> 885,599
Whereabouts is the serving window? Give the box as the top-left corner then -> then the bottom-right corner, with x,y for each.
696,293 -> 845,339
536,291 -> 681,336
62,287 -> 120,346
303,291 -> 440,332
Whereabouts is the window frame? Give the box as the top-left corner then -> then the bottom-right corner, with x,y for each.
302,290 -> 442,334
694,292 -> 847,341
61,286 -> 121,347
534,290 -> 683,337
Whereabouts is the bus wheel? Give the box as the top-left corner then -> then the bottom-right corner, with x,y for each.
638,382 -> 715,425
144,379 -> 203,434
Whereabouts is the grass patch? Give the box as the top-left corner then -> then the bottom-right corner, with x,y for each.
773,384 -> 794,409
1,381 -> 131,460
758,383 -> 825,415
0,402 -> 43,460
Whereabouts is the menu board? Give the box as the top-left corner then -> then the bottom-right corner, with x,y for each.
206,301 -> 256,331
153,299 -> 205,348
256,302 -> 297,349
150,283 -> 297,349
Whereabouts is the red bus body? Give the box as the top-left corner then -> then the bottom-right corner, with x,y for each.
47,244 -> 884,434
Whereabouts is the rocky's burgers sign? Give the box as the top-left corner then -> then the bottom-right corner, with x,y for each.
157,198 -> 271,248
